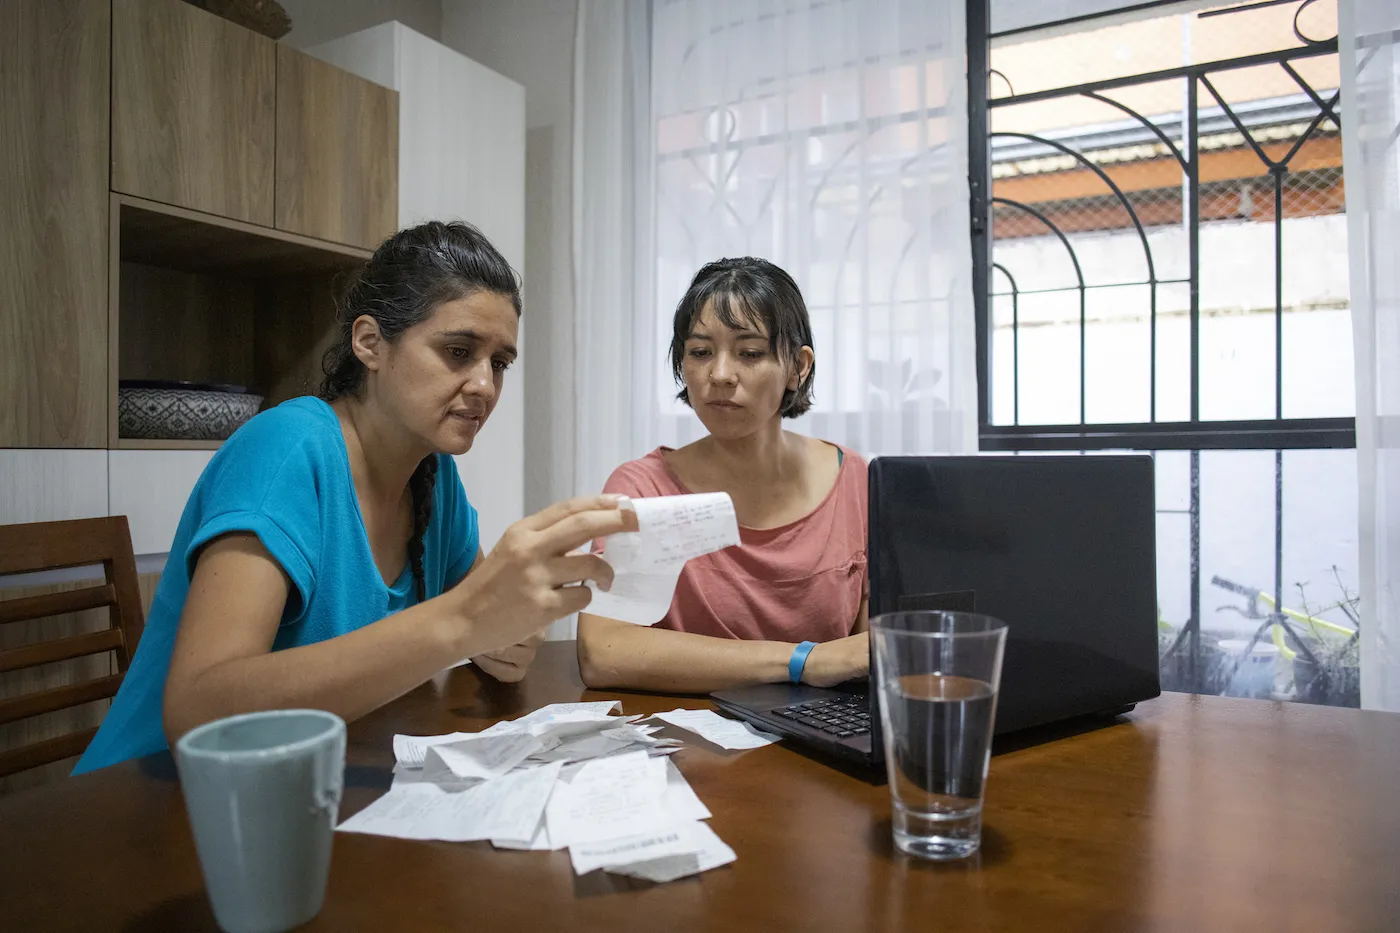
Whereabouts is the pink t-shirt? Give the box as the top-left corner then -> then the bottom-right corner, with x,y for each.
597,447 -> 868,642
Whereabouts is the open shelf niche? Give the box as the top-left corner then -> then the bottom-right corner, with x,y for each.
109,194 -> 372,449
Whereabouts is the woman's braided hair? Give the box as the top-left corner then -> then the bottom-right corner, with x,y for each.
319,221 -> 521,602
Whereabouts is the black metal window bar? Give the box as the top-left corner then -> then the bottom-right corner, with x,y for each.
966,0 -> 1358,699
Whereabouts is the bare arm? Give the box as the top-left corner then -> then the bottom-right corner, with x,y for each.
163,534 -> 474,742
163,496 -> 638,744
576,612 -> 867,694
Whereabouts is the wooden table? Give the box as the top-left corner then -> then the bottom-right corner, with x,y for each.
3,641 -> 1399,933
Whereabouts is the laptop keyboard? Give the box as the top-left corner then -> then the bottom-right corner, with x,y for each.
771,695 -> 871,738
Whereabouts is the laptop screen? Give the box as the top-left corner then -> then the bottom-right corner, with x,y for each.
868,455 -> 1161,736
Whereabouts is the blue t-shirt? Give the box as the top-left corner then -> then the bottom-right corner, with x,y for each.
74,397 -> 479,773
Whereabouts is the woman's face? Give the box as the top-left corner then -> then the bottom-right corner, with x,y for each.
681,300 -> 811,439
356,291 -> 519,455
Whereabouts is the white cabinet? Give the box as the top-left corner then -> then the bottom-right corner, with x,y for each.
0,450 -> 210,559
309,23 -> 526,553
108,450 -> 214,555
0,450 -> 108,526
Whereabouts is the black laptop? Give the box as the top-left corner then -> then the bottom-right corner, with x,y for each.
711,454 -> 1162,768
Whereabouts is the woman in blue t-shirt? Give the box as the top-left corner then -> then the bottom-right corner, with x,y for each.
75,221 -> 634,773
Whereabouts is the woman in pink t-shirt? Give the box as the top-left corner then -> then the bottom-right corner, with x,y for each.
578,258 -> 870,693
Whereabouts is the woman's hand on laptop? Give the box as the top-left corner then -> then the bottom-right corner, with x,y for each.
801,632 -> 870,688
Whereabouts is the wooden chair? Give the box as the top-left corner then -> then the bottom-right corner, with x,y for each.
0,517 -> 146,778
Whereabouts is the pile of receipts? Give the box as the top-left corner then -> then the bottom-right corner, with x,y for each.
337,701 -> 776,883
338,493 -> 771,882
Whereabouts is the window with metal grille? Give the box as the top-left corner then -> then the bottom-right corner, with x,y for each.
968,0 -> 1360,706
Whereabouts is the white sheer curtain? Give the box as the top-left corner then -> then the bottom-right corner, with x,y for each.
1343,0 -> 1400,711
574,0 -> 977,502
573,0 -> 653,500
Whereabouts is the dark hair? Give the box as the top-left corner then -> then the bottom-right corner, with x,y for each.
320,220 -> 521,602
669,257 -> 815,418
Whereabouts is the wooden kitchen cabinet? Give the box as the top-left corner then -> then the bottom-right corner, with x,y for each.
110,193 -> 370,448
275,44 -> 399,250
0,0 -> 110,448
3,0 -> 396,451
111,0 -> 276,225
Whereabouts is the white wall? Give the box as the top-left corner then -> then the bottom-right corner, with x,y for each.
441,0 -> 578,518
278,0 -> 441,48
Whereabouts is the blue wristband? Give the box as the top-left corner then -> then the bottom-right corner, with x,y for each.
789,641 -> 818,684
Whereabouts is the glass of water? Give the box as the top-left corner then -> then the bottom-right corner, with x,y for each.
871,611 -> 1008,860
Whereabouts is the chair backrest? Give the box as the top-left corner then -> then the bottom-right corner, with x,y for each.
0,517 -> 146,778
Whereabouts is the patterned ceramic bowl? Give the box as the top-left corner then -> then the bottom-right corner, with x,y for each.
118,381 -> 263,441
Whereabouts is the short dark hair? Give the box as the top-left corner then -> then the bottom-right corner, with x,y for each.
669,257 -> 815,418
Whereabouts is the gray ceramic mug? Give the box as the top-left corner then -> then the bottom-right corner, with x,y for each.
175,709 -> 347,933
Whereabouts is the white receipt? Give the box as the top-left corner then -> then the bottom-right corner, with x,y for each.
618,493 -> 743,570
648,744 -> 685,757
532,716 -> 639,744
390,764 -> 478,791
517,701 -> 622,728
392,732 -> 476,768
494,758 -> 706,851
426,732 -> 545,780
527,730 -> 636,765
662,759 -> 711,821
587,493 -> 741,626
338,761 -> 563,843
585,567 -> 685,627
602,723 -> 662,743
545,751 -> 672,847
652,708 -> 780,750
492,819 -> 560,851
366,702 -> 739,883
610,822 -> 737,883
570,823 -> 702,875
470,702 -> 628,745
